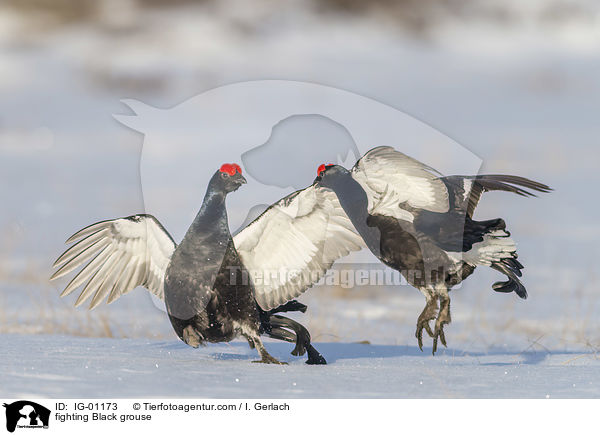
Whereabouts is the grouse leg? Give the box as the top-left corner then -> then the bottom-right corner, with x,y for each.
245,332 -> 287,365
245,337 -> 256,349
269,315 -> 327,365
415,290 -> 438,351
182,325 -> 203,348
432,289 -> 451,355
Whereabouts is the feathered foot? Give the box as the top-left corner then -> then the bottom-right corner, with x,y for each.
246,333 -> 287,365
415,296 -> 438,351
182,325 -> 203,348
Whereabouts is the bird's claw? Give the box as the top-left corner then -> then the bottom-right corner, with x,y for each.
431,324 -> 448,355
415,320 -> 435,351
431,297 -> 451,355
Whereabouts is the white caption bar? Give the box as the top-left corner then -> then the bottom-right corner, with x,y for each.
0,399 -> 593,434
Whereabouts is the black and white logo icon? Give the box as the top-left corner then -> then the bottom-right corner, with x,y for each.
3,401 -> 50,433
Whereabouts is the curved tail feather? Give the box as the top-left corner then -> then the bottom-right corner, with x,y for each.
490,261 -> 527,299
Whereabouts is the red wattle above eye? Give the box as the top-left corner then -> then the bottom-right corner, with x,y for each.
317,163 -> 334,176
220,163 -> 241,176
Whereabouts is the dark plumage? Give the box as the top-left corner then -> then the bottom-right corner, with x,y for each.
52,163 -> 327,365
164,167 -> 265,352
315,147 -> 551,353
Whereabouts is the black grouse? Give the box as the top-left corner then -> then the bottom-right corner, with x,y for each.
52,163 -> 364,364
315,146 -> 551,353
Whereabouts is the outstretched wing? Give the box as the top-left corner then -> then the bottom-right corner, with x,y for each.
233,186 -> 365,311
351,146 -> 449,220
50,214 -> 176,309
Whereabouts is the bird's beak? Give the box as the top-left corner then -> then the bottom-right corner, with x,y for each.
237,174 -> 247,185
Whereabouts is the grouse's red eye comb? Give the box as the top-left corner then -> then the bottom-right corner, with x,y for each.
317,163 -> 334,177
220,163 -> 242,176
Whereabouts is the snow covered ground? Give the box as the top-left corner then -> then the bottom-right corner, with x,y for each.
3,334 -> 600,399
1,0 -> 599,398
3,279 -> 600,398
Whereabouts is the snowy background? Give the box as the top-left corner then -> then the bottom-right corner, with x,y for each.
1,0 -> 599,398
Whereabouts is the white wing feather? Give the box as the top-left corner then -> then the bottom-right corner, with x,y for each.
234,186 -> 365,311
351,146 -> 449,219
51,215 -> 176,309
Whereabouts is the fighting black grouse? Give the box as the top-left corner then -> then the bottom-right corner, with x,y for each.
51,163 -> 364,364
315,146 -> 551,353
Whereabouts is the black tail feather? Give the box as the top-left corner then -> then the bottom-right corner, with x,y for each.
266,300 -> 307,315
267,315 -> 327,365
268,315 -> 309,356
500,257 -> 523,278
491,261 -> 527,299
